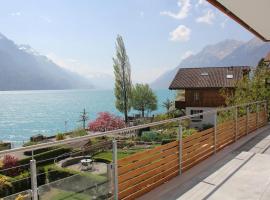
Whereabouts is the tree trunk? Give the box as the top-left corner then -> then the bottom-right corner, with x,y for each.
142,107 -> 145,118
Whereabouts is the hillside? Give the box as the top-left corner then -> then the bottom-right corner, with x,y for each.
151,38 -> 270,89
0,33 -> 93,91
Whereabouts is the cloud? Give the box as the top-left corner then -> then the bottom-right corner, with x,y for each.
139,11 -> 144,18
181,50 -> 193,60
196,9 -> 215,24
220,18 -> 228,28
195,0 -> 208,7
160,0 -> 191,20
10,12 -> 21,16
170,25 -> 191,42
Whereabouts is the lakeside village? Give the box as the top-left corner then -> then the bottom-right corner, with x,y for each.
0,36 -> 270,200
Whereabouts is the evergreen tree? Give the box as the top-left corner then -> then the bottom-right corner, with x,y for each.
113,35 -> 132,123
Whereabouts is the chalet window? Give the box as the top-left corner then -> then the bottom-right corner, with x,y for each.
191,110 -> 203,121
194,91 -> 200,101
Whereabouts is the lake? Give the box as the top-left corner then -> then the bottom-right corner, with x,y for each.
0,89 -> 175,146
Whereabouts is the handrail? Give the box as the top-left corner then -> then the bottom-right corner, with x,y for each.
0,100 -> 266,155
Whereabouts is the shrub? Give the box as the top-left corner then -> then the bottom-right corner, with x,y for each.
183,128 -> 197,137
88,112 -> 125,132
45,165 -> 76,183
22,141 -> 38,147
19,147 -> 72,166
70,129 -> 88,138
24,147 -> 55,156
2,155 -> 19,176
0,175 -> 11,193
56,133 -> 65,141
141,131 -> 161,142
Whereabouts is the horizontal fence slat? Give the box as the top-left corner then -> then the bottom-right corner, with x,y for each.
118,141 -> 178,167
117,110 -> 267,200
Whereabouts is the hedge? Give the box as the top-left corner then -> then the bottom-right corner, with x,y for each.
1,168 -> 46,198
23,146 -> 55,156
19,147 -> 72,166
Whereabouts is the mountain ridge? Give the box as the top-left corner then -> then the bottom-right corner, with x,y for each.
0,33 -> 93,91
151,38 -> 270,89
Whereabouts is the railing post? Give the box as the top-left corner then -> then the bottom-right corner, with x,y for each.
246,105 -> 249,135
235,106 -> 238,142
178,121 -> 183,175
112,139 -> 118,200
214,111 -> 217,153
30,159 -> 38,200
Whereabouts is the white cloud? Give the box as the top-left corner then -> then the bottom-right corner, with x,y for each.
195,0 -> 208,7
10,12 -> 21,16
196,9 -> 215,24
160,0 -> 191,20
170,25 -> 191,42
181,50 -> 193,60
220,18 -> 228,28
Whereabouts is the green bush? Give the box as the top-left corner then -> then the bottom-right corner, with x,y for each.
1,168 -> 46,198
24,147 -> 55,156
182,128 -> 197,137
22,141 -> 38,147
140,131 -> 175,142
70,129 -> 88,138
19,147 -> 72,166
141,131 -> 161,142
56,133 -> 65,141
45,165 -> 76,183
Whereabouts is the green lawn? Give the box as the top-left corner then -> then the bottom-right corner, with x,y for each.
49,191 -> 90,200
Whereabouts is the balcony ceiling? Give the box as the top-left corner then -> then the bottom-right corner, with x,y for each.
207,0 -> 270,41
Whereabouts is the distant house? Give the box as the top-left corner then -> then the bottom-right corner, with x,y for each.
169,66 -> 250,128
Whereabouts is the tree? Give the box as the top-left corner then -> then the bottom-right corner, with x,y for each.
222,58 -> 270,106
88,112 -> 125,132
113,35 -> 132,123
162,98 -> 173,113
131,84 -> 157,117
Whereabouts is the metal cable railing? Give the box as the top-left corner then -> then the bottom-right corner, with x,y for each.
0,100 -> 267,200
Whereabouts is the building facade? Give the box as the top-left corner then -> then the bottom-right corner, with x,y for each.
169,66 -> 250,128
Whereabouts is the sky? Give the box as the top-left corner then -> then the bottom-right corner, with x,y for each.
0,0 -> 254,84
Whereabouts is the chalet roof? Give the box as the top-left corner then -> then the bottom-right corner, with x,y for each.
169,66 -> 250,90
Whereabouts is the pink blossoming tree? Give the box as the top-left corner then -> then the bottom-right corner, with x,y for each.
88,112 -> 125,132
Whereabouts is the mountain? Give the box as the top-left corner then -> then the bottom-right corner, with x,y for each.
0,33 -> 93,91
151,38 -> 270,89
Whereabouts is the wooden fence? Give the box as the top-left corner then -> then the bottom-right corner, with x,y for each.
117,109 -> 268,200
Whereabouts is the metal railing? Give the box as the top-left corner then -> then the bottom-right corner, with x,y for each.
0,100 -> 267,200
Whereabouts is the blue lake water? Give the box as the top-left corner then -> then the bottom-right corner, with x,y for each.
0,89 -> 175,146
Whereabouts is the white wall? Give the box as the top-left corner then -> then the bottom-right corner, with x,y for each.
186,107 -> 217,129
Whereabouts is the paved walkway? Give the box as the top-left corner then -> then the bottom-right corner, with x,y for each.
139,125 -> 270,200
